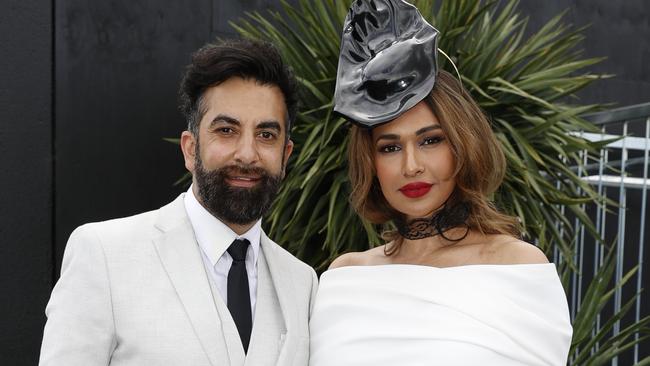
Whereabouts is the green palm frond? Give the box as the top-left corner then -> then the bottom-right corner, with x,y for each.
569,246 -> 650,365
230,0 -> 650,364
232,0 -> 604,270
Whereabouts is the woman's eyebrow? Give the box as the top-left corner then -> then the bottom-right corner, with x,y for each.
375,124 -> 442,143
374,133 -> 400,143
415,124 -> 442,136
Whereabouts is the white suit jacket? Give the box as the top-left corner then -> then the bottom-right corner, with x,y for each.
39,194 -> 318,366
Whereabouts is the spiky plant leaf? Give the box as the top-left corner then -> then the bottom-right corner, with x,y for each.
230,0 -> 650,363
232,0 -> 604,271
569,245 -> 650,365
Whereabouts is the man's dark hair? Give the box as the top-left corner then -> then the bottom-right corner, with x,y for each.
179,39 -> 298,137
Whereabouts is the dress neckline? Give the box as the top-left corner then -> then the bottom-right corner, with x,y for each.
322,262 -> 556,277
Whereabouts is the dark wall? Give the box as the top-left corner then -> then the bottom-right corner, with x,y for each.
0,0 -> 52,365
1,0 -> 648,365
53,0 -> 211,273
519,0 -> 650,106
54,0 -> 299,275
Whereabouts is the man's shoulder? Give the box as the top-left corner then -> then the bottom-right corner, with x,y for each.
83,209 -> 158,234
263,235 -> 315,275
71,194 -> 186,246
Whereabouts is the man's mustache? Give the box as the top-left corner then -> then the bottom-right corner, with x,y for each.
219,164 -> 270,178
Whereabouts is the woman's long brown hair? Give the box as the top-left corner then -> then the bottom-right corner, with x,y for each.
348,70 -> 520,254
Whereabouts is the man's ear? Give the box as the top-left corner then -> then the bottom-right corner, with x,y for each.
180,131 -> 197,173
283,139 -> 294,168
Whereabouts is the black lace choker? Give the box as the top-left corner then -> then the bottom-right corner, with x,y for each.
395,202 -> 471,241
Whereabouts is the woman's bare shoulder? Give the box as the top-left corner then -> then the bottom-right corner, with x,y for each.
328,245 -> 388,269
483,235 -> 549,265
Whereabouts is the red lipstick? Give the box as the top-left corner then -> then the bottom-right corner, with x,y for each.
399,182 -> 433,198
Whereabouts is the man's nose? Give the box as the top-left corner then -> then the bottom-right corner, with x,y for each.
233,132 -> 260,165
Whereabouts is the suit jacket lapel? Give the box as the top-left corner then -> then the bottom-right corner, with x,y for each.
244,250 -> 285,366
206,268 -> 246,365
259,232 -> 297,363
152,195 -> 229,366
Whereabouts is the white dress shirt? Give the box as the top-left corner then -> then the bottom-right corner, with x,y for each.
184,185 -> 261,317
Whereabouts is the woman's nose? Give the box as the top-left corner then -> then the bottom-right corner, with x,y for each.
402,145 -> 424,177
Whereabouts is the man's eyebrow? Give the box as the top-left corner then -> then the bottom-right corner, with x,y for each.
210,114 -> 240,127
415,124 -> 442,136
257,121 -> 282,132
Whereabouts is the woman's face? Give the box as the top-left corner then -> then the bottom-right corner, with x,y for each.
372,101 -> 456,220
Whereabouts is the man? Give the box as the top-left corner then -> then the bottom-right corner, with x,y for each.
39,39 -> 317,366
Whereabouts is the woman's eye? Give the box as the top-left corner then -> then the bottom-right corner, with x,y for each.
422,136 -> 444,145
379,145 -> 401,153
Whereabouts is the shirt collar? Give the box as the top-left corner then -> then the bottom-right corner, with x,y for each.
184,185 -> 262,267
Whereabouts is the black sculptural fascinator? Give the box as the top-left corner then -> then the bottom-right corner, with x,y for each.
333,0 -> 440,128
335,0 -> 471,245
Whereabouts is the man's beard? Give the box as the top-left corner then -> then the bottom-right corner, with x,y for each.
193,149 -> 283,226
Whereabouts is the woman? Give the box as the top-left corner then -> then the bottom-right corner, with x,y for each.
308,1 -> 573,365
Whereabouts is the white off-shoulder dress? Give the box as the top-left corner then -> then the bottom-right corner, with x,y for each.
309,263 -> 572,366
